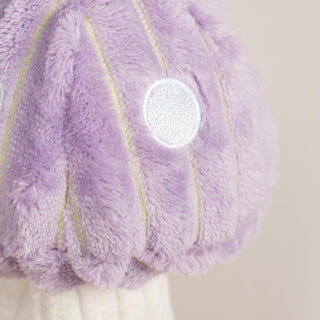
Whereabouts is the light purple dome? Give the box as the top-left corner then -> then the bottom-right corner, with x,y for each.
0,0 -> 278,294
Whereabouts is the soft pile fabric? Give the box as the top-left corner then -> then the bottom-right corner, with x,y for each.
0,0 -> 278,294
0,274 -> 175,320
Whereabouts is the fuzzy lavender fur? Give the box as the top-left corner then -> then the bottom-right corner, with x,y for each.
0,0 -> 278,294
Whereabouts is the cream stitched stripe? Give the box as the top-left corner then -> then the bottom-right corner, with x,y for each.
0,0 -> 64,245
84,17 -> 148,234
195,25 -> 241,214
132,0 -> 168,77
187,147 -> 201,243
132,0 -> 202,244
54,170 -> 69,249
0,0 -> 61,186
68,173 -> 86,254
54,192 -> 68,249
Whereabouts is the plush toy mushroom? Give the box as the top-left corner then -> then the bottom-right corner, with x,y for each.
0,0 -> 278,317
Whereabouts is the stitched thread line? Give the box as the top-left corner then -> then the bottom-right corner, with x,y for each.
132,0 -> 168,77
133,0 -> 202,244
54,170 -> 69,249
187,147 -> 201,243
68,172 -> 86,254
195,22 -> 241,215
0,0 -> 62,241
84,17 -> 148,234
0,0 -> 61,185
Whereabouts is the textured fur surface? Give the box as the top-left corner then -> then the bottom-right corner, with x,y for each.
0,0 -> 278,294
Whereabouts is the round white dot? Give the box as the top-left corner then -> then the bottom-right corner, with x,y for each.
143,78 -> 201,148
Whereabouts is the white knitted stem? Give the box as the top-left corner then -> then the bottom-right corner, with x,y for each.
0,274 -> 175,320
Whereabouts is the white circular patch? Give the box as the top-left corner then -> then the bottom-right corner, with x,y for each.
143,78 -> 201,148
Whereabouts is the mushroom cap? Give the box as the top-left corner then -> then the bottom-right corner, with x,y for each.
0,0 -> 278,294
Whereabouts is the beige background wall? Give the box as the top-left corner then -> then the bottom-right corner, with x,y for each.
169,0 -> 320,319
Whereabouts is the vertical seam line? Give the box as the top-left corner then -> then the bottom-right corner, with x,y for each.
133,0 -> 202,244
0,0 -> 62,242
84,16 -> 148,235
115,288 -> 122,319
75,287 -> 85,320
54,169 -> 69,249
193,16 -> 241,217
132,0 -> 168,77
187,147 -> 201,243
0,0 -> 61,185
68,170 -> 86,254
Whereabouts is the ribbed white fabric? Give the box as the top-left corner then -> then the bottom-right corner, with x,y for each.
0,274 -> 175,320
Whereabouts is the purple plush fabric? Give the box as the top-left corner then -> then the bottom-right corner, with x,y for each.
0,0 -> 278,294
